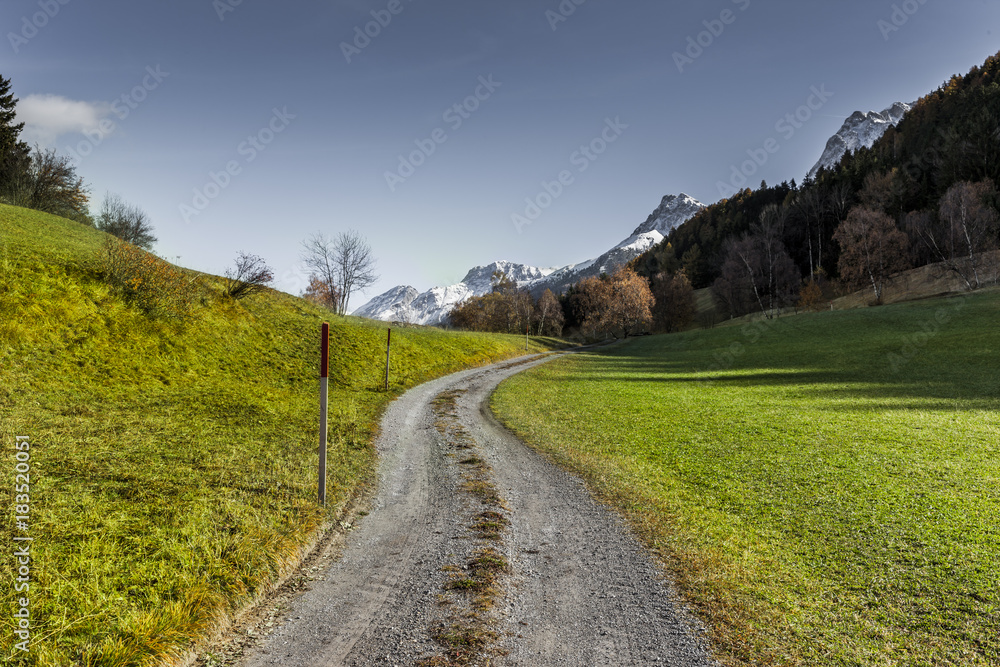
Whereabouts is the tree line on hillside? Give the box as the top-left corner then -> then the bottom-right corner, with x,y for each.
449,267 -> 695,339
451,51 -> 1000,335
1,74 -> 156,248
1,72 -> 379,318
629,51 -> 1000,319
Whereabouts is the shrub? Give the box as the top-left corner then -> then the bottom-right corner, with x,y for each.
799,280 -> 824,311
100,237 -> 193,318
97,193 -> 157,250
223,251 -> 273,300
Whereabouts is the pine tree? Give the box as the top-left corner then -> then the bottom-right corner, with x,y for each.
0,74 -> 30,189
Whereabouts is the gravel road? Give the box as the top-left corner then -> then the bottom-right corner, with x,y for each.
239,353 -> 718,666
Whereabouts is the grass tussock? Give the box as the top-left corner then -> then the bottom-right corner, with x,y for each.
420,391 -> 512,666
0,204 -> 558,666
493,291 -> 1000,666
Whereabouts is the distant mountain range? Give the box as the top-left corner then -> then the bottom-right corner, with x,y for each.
354,262 -> 556,326
357,103 -> 911,325
806,102 -> 912,181
355,194 -> 705,325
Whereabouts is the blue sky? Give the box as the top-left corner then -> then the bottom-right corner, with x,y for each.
3,0 -> 999,305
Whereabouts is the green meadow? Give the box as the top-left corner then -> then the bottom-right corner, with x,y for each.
0,204 -> 557,666
493,293 -> 1000,666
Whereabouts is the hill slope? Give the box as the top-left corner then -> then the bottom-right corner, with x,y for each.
0,205 -> 554,665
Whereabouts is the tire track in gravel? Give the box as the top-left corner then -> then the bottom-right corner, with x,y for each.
238,352 -> 718,667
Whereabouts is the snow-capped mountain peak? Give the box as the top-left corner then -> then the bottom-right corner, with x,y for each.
351,285 -> 420,323
459,261 -> 555,295
807,102 -> 912,181
353,193 -> 705,325
630,193 -> 705,237
353,260 -> 551,325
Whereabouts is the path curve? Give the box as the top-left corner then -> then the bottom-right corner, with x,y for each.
240,352 -> 717,666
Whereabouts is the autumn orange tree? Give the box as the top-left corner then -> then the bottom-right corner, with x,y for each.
568,276 -> 610,338
449,271 -> 536,334
833,206 -> 911,303
303,275 -> 340,311
651,270 -> 695,332
595,268 -> 655,338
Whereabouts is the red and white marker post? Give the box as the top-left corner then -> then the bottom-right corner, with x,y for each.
318,322 -> 329,506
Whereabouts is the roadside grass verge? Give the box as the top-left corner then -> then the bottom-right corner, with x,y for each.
0,204 -> 558,665
492,291 -> 1000,666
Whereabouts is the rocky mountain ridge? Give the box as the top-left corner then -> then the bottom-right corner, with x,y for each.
806,102 -> 912,181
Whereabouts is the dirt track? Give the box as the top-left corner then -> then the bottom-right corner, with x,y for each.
238,353 -> 718,666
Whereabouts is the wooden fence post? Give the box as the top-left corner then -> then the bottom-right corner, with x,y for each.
384,328 -> 392,392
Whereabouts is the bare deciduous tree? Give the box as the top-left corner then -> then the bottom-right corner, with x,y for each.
534,289 -> 564,337
223,251 -> 274,300
834,206 -> 911,303
793,187 -> 825,280
5,146 -> 90,223
97,193 -> 157,250
938,180 -> 999,289
713,206 -> 800,319
301,230 -> 379,315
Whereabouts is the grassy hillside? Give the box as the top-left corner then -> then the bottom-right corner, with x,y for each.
0,204 -> 557,666
493,293 -> 1000,666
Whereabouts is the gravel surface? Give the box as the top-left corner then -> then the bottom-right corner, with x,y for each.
238,353 -> 718,666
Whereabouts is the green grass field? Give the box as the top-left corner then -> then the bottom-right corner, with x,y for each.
493,294 -> 1000,666
0,204 -> 558,666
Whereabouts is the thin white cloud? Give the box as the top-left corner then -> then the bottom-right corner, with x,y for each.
16,94 -> 112,148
